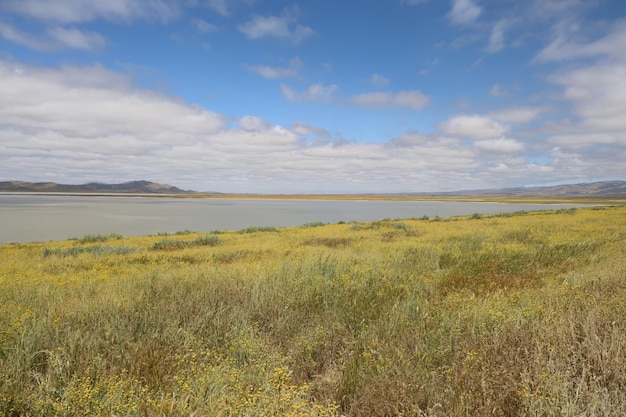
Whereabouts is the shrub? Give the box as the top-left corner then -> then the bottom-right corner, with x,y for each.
301,222 -> 326,228
152,235 -> 220,250
78,233 -> 123,243
303,237 -> 352,248
237,226 -> 278,234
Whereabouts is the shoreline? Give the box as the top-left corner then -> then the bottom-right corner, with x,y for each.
1,191 -> 623,205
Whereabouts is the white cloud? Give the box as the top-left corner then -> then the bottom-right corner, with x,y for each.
548,52 -> 626,133
207,0 -> 229,17
0,59 -> 488,193
238,6 -> 314,44
536,19 -> 626,62
47,26 -> 106,50
489,83 -> 506,97
351,90 -> 430,110
474,138 -> 524,153
281,83 -> 338,103
0,0 -> 184,52
0,0 -> 180,23
290,122 -> 330,139
400,0 -> 429,5
0,21 -> 53,51
246,57 -> 302,79
0,58 -> 623,194
193,19 -> 218,33
489,106 -> 547,124
447,0 -> 482,26
0,21 -> 106,51
486,19 -> 507,53
546,133 -> 623,148
0,61 -> 226,139
237,116 -> 271,132
529,0 -> 590,20
439,115 -> 508,140
366,73 -> 390,87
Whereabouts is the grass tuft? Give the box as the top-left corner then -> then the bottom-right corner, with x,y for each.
77,233 -> 123,243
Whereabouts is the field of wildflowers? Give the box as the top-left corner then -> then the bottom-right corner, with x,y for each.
0,205 -> 625,416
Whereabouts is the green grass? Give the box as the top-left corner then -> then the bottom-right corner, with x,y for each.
1,206 -> 625,416
42,245 -> 136,258
151,234 -> 221,250
75,233 -> 123,243
236,225 -> 279,234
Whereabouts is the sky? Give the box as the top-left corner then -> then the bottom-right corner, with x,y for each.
1,0 -> 625,193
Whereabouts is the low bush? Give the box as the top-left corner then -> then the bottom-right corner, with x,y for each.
77,233 -> 123,243
237,226 -> 278,234
152,235 -> 220,250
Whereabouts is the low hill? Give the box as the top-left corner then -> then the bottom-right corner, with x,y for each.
1,180 -> 624,197
0,180 -> 195,194
431,181 -> 626,197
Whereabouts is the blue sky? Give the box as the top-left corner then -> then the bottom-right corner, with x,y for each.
1,0 -> 625,193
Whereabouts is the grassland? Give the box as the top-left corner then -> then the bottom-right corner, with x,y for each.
1,206 -> 625,416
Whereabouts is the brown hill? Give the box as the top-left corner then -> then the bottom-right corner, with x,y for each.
442,181 -> 626,197
0,180 -> 195,194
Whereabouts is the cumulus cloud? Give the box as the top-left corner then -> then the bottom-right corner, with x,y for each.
238,6 -> 314,44
246,57 -> 302,79
547,133 -> 623,148
474,138 -> 524,153
447,0 -> 482,26
439,115 -> 508,140
1,58 -> 622,194
350,90 -> 430,110
0,61 -> 226,139
489,106 -> 547,124
290,122 -> 330,139
559,65 -> 626,131
237,116 -> 272,132
0,59 -> 494,193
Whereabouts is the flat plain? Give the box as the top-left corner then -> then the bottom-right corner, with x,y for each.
1,205 -> 625,416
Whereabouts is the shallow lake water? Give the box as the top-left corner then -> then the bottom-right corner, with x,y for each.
0,195 -> 589,244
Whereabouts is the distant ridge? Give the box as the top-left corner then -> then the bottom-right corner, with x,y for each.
1,180 -> 624,196
0,180 -> 196,194
434,181 -> 626,197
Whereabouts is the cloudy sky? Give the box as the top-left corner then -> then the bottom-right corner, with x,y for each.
1,0 -> 625,193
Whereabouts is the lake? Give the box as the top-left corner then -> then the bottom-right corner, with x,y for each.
0,195 -> 589,244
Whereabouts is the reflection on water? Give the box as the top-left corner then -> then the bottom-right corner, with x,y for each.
0,195 -> 588,244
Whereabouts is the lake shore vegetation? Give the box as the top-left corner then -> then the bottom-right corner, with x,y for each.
1,206 -> 625,416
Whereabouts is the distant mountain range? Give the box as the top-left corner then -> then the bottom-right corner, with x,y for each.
0,180 -> 195,194
0,180 -> 624,196
433,181 -> 626,197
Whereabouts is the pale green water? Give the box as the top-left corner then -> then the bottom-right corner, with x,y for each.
0,195 -> 588,243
